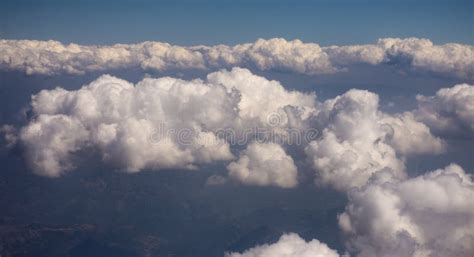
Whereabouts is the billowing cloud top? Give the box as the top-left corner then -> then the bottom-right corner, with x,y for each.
339,164 -> 474,257
1,38 -> 472,78
227,142 -> 298,188
12,68 -> 316,177
415,83 -> 474,137
225,233 -> 344,257
305,89 -> 445,191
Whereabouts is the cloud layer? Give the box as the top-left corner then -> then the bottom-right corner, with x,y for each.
1,38 -> 472,78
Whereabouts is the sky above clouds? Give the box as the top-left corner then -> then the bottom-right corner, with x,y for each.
0,1 -> 473,257
1,0 -> 473,45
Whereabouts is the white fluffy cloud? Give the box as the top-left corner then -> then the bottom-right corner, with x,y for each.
1,38 -> 472,78
415,84 -> 474,137
380,112 -> 446,155
0,40 -> 206,75
13,68 -> 315,177
19,74 -> 235,176
380,38 -> 473,79
206,67 -> 316,130
338,164 -> 474,257
226,142 -> 298,188
305,89 -> 444,191
225,233 -> 343,257
326,38 -> 473,78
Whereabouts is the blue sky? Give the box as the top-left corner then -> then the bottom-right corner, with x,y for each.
1,0 -> 472,45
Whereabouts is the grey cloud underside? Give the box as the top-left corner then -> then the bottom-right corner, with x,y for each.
1,38 -> 472,79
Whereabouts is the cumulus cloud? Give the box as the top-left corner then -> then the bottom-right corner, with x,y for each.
415,83 -> 474,137
12,68 -> 315,177
226,142 -> 298,188
326,38 -> 474,79
338,164 -> 474,257
19,74 -> 235,176
225,233 -> 343,257
200,38 -> 337,75
1,38 -> 472,78
19,115 -> 90,176
380,38 -> 473,79
305,89 -> 444,191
